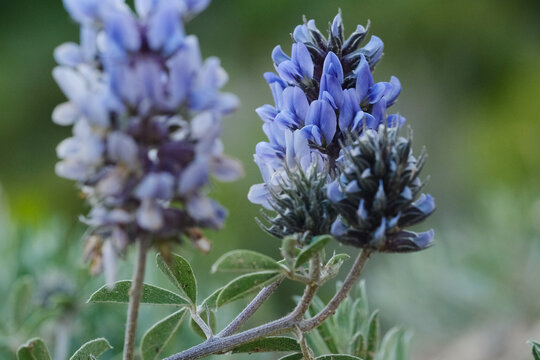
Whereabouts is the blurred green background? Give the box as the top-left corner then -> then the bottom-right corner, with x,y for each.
1,0 -> 539,359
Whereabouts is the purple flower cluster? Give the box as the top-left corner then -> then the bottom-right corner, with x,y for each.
248,13 -> 403,209
250,13 -> 435,249
53,0 -> 242,276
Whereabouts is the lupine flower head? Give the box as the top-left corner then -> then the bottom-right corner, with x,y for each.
328,125 -> 435,252
249,13 -> 404,240
53,0 -> 242,280
249,13 -> 403,209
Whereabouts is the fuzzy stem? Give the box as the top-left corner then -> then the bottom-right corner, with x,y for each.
218,275 -> 285,337
164,250 -> 369,360
295,326 -> 315,360
299,249 -> 371,331
123,239 -> 149,360
164,255 -> 325,360
191,311 -> 214,339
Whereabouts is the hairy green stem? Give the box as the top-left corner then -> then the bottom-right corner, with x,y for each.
123,239 -> 149,360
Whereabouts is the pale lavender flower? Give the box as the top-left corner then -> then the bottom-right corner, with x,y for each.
53,0 -> 242,278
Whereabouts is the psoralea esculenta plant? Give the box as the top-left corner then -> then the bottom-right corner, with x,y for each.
16,8 -> 436,360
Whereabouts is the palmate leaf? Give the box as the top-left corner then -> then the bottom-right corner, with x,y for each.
157,253 -> 197,304
17,338 -> 51,360
69,338 -> 112,360
216,271 -> 281,307
211,250 -> 280,273
88,281 -> 189,306
295,235 -> 332,268
231,337 -> 300,353
141,309 -> 187,360
316,355 -> 363,360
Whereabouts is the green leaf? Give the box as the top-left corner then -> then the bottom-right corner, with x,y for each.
295,235 -> 332,268
353,333 -> 365,358
69,338 -> 112,360
17,338 -> 51,360
157,253 -> 197,304
278,354 -> 303,360
199,288 -> 223,310
315,355 -> 363,360
377,327 -> 400,360
308,297 -> 339,354
394,330 -> 412,360
326,253 -> 350,269
530,341 -> 540,360
10,276 -> 34,327
231,337 -> 300,353
366,311 -> 380,360
140,309 -> 187,360
88,281 -> 189,306
190,310 -> 216,339
216,271 -> 281,307
211,250 -> 280,273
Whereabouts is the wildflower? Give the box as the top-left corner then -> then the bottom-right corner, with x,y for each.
249,13 -> 403,210
328,126 -> 435,252
53,0 -> 242,279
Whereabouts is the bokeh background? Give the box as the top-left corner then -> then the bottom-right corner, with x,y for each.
1,0 -> 540,359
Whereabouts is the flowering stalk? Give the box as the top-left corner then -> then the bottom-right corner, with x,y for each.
53,0 -> 242,358
123,238 -> 149,360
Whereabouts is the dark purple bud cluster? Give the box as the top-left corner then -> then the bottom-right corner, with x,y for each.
328,126 -> 435,252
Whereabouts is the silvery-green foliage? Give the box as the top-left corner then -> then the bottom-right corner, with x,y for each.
16,337 -> 112,360
529,341 -> 540,360
304,281 -> 411,360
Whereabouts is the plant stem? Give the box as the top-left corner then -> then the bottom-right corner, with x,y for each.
164,255 -> 325,360
218,275 -> 285,337
299,249 -> 371,331
295,326 -> 315,360
123,239 -> 149,360
191,310 -> 214,339
164,250 -> 369,360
